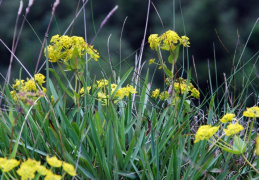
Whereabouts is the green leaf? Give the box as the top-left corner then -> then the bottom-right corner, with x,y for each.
222,136 -> 246,155
207,95 -> 216,124
171,44 -> 180,64
111,67 -> 133,99
49,68 -> 74,99
233,135 -> 246,154
168,54 -> 173,64
138,69 -> 149,115
8,107 -> 15,126
222,147 -> 242,155
163,66 -> 173,78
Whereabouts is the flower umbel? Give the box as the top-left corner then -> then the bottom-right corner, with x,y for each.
220,113 -> 236,123
223,122 -> 244,136
180,36 -> 190,47
148,34 -> 160,50
148,58 -> 155,65
62,162 -> 76,176
151,89 -> 160,99
17,163 -> 36,180
45,35 -> 100,63
243,106 -> 259,118
194,125 -> 219,143
46,155 -> 62,168
160,30 -> 180,51
0,158 -> 20,172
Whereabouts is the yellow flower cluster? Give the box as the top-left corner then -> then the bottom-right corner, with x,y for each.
0,155 -> 76,179
159,91 -> 169,100
148,30 -> 190,51
148,58 -> 155,65
92,79 -> 137,105
223,122 -> 244,136
194,112 -> 246,143
194,125 -> 220,143
220,113 -> 244,136
151,78 -> 199,103
220,113 -> 236,123
45,35 -> 100,62
0,157 -> 20,172
151,89 -> 160,99
80,86 -> 91,96
151,89 -> 169,101
10,73 -> 46,105
173,78 -> 200,99
243,106 -> 259,118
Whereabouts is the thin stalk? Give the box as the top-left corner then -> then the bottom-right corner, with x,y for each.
35,0 -> 60,74
241,153 -> 259,174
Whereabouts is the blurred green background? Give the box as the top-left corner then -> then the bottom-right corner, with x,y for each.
0,0 -> 258,101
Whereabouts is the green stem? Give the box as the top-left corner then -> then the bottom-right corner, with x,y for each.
213,135 -> 232,148
241,153 -> 259,174
207,137 -> 231,150
247,117 -> 255,143
6,171 -> 16,180
3,172 -> 9,180
244,117 -> 251,141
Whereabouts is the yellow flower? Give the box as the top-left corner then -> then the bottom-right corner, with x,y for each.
151,89 -> 160,99
180,36 -> 190,47
98,92 -> 108,99
124,85 -> 137,97
51,95 -> 55,102
160,30 -> 180,51
80,87 -> 84,95
111,83 -> 118,94
243,106 -> 259,118
45,170 -> 62,180
194,125 -> 219,143
96,79 -> 108,88
159,91 -> 169,100
0,157 -> 7,169
23,158 -> 40,167
174,78 -> 194,96
111,83 -> 117,89
80,86 -> 91,95
42,87 -> 47,94
45,34 -> 99,63
46,155 -> 62,168
13,79 -> 25,90
16,158 -> 41,179
191,88 -> 200,99
148,58 -> 155,65
17,163 -> 36,180
62,162 -> 76,176
34,73 -> 46,86
0,158 -> 20,172
10,90 -> 17,101
148,34 -> 160,50
45,45 -> 60,63
25,79 -> 37,91
115,88 -> 126,99
36,165 -> 48,175
223,122 -> 244,136
174,83 -> 188,95
86,44 -> 100,61
220,113 -> 236,123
